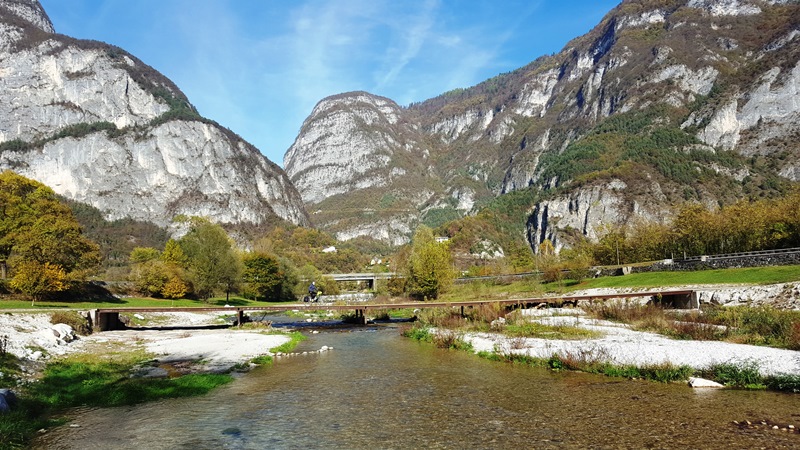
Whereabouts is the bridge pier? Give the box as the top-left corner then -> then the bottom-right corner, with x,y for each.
354,308 -> 367,325
654,291 -> 699,309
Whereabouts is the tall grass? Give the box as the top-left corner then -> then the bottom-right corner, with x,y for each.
583,301 -> 800,350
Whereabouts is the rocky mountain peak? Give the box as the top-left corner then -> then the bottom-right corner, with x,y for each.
285,0 -> 800,251
284,91 -> 408,205
0,1 -> 309,232
0,0 -> 53,34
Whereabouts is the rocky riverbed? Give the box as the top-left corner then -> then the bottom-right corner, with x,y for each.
1,282 -> 799,383
0,311 -> 291,381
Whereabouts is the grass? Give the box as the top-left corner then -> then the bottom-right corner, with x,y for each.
0,349 -> 234,449
268,331 -> 307,354
439,265 -> 800,303
402,325 -> 474,351
583,301 -> 800,350
504,321 -> 601,340
477,351 -> 799,392
571,265 -> 800,290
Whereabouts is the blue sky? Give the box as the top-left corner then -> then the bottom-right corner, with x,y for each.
39,0 -> 620,166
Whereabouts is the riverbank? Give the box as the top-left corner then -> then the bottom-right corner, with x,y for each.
464,308 -> 800,377
0,311 -> 292,383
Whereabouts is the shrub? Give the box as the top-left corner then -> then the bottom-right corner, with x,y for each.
704,361 -> 763,388
764,373 -> 800,393
401,324 -> 433,342
387,276 -> 406,296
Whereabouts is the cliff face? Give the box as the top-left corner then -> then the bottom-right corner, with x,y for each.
0,1 -> 309,229
286,0 -> 800,250
284,92 -> 465,245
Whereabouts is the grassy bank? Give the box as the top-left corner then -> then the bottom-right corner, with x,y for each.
403,323 -> 800,393
0,329 -> 304,449
443,265 -> 800,302
0,295 -> 291,310
402,301 -> 800,394
584,301 -> 800,350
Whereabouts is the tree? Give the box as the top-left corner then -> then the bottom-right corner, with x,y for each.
406,226 -> 455,300
129,259 -> 169,297
160,239 -> 188,266
130,247 -> 160,263
161,275 -> 188,300
0,171 -> 99,282
10,260 -> 67,306
242,253 -> 297,302
179,218 -> 242,301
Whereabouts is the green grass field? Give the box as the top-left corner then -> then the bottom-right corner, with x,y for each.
2,265 -> 800,309
574,265 -> 800,289
444,265 -> 800,302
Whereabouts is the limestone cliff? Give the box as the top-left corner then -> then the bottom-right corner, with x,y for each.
286,0 -> 800,251
0,0 -> 308,230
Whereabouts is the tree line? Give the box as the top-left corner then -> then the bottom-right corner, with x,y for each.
0,171 -> 459,303
582,189 -> 800,266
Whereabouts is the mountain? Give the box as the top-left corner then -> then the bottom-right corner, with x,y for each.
0,0 -> 309,231
285,0 -> 800,251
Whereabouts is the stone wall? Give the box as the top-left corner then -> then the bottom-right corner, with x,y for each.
645,251 -> 800,272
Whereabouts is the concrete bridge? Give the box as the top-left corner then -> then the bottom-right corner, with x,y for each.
91,289 -> 696,331
322,272 -> 397,290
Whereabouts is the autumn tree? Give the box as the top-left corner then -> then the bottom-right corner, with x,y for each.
129,247 -> 160,263
405,226 -> 455,300
128,244 -> 190,299
242,253 -> 297,302
0,171 -> 99,300
10,261 -> 67,306
179,218 -> 242,301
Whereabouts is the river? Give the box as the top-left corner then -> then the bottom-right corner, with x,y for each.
35,324 -> 800,449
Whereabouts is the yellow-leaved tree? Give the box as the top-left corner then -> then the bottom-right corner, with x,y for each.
10,261 -> 67,306
0,171 -> 100,302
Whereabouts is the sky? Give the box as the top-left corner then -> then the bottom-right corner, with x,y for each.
38,0 -> 621,167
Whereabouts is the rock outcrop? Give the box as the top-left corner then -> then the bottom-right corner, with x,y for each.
0,1 -> 309,230
286,0 -> 800,250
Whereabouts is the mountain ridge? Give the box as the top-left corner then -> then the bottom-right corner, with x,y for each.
0,0 -> 310,232
285,0 -> 800,252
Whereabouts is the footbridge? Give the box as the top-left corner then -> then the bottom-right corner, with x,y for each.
91,289 -> 696,331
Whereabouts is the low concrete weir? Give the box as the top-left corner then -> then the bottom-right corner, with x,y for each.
92,289 -> 696,331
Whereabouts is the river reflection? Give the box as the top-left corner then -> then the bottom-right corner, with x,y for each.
36,325 -> 800,449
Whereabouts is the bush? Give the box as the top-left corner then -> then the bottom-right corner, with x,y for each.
704,361 -> 763,388
387,276 -> 406,296
764,373 -> 800,393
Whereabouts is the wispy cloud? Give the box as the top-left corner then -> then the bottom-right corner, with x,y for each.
373,0 -> 438,92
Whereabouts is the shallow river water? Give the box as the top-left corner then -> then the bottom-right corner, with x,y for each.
36,325 -> 800,449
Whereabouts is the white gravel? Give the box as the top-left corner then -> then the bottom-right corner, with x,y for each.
0,311 -> 290,375
465,308 -> 800,376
